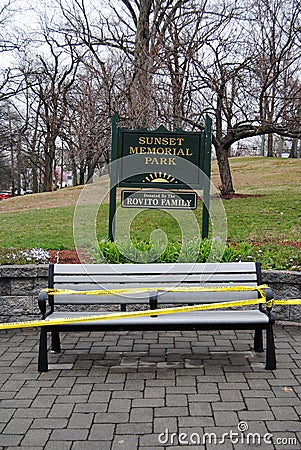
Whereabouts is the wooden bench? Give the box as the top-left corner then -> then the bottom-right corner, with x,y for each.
37,262 -> 276,372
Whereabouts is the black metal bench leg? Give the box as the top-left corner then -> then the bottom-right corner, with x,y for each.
265,323 -> 276,370
51,331 -> 61,353
254,329 -> 264,352
38,327 -> 48,372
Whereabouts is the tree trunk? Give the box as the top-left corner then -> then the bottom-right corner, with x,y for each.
261,135 -> 265,156
43,135 -> 56,192
215,143 -> 235,196
87,160 -> 96,182
130,0 -> 152,127
16,133 -> 22,195
72,167 -> 78,186
289,137 -> 298,158
215,85 -> 235,196
267,134 -> 274,157
43,151 -> 54,192
79,166 -> 85,185
8,106 -> 15,196
70,153 -> 78,186
32,166 -> 39,193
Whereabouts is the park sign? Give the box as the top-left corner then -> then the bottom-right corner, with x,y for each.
108,113 -> 212,240
119,128 -> 204,187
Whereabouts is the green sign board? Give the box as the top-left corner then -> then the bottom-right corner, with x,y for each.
108,113 -> 212,241
119,128 -> 204,188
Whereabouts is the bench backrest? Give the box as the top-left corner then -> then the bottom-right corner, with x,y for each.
49,262 -> 263,306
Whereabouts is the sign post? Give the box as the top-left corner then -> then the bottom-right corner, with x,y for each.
108,114 -> 212,241
202,115 -> 212,239
108,112 -> 118,242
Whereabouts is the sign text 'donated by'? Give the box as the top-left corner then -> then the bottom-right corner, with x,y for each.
121,190 -> 197,210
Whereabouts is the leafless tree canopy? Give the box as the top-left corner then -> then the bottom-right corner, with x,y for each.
0,0 -> 300,194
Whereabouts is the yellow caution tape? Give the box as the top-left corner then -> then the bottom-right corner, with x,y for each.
0,297 -> 266,331
1,298 -> 301,331
0,280 -> 300,332
43,284 -> 269,297
273,299 -> 301,306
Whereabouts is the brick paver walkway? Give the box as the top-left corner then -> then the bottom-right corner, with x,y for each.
0,324 -> 300,449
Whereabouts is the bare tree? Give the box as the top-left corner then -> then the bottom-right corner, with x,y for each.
0,102 -> 13,190
186,0 -> 301,195
0,0 -> 27,101
56,0 -> 199,128
3,0 -> 301,195
25,33 -> 80,191
61,63 -> 113,185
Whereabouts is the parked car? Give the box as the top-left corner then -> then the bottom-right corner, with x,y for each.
0,191 -> 12,200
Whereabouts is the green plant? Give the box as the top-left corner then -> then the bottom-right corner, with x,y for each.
91,239 -> 301,271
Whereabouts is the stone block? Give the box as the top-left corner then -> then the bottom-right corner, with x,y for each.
0,279 -> 10,295
0,296 -> 35,316
11,279 -> 35,296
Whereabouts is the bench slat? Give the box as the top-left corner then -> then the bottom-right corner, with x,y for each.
54,273 -> 258,285
54,281 -> 259,291
53,262 -> 258,276
45,310 -> 270,326
52,289 -> 260,305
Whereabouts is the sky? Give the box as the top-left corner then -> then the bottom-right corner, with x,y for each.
0,0 -> 101,68
0,0 -> 40,67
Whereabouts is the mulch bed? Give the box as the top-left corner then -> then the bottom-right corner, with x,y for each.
48,250 -> 82,264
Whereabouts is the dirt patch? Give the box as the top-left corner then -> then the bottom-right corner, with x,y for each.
49,250 -> 81,264
220,193 -> 262,200
252,241 -> 301,249
198,193 -> 262,201
281,242 -> 301,249
48,250 -> 96,264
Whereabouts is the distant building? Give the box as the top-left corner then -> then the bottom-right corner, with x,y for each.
55,167 -> 73,188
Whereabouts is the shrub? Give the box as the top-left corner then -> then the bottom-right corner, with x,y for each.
93,239 -> 301,271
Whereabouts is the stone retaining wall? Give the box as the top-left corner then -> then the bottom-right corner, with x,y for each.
0,265 -> 300,322
262,269 -> 301,321
0,265 -> 48,321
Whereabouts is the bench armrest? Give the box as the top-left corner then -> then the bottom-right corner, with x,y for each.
263,288 -> 274,302
38,291 -> 52,319
260,287 -> 275,314
38,292 -> 47,316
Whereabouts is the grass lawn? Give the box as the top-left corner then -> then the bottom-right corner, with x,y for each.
0,157 -> 300,269
225,192 -> 300,243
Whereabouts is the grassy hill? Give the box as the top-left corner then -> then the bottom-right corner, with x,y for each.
0,157 -> 300,269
